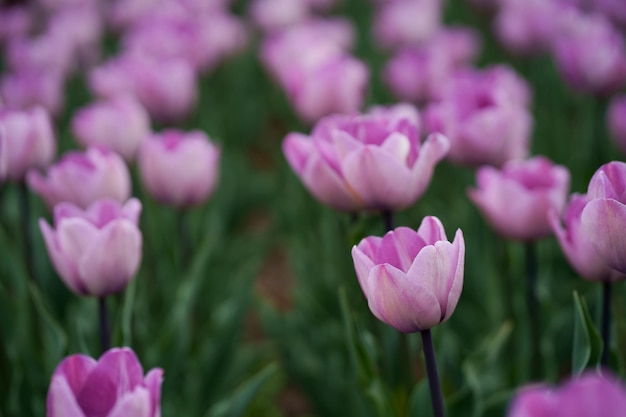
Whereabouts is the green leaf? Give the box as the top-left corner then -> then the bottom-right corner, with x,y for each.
572,291 -> 603,374
204,363 -> 278,417
28,282 -> 67,371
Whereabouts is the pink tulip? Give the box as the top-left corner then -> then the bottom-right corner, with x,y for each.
373,0 -> 443,49
39,199 -> 142,297
352,216 -> 464,332
508,371 -> 626,417
0,107 -> 56,183
137,129 -> 220,207
47,347 -> 162,417
249,0 -> 311,31
72,95 -> 150,161
549,194 -> 625,281
607,95 -> 626,155
1,70 -> 65,117
0,6 -> 32,43
283,104 -> 449,211
581,161 -> 626,274
468,156 -> 570,241
28,147 -> 131,209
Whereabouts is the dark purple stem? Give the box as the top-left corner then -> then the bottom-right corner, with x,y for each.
421,329 -> 445,417
601,281 -> 612,366
99,297 -> 110,352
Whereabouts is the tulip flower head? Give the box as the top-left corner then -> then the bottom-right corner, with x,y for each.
508,371 -> 626,417
283,104 -> 449,212
28,147 -> 131,210
47,347 -> 162,417
137,129 -> 221,208
469,156 -> 570,241
352,216 -> 464,333
581,161 -> 626,274
39,198 -> 142,297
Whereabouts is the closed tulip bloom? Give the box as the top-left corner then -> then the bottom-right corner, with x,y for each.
72,96 -> 150,161
581,161 -> 626,274
283,104 -> 449,211
469,156 -> 570,241
47,347 -> 162,417
138,129 -> 220,207
508,371 -> 626,417
0,106 -> 56,183
607,95 -> 626,155
352,216 -> 464,332
39,198 -> 142,297
28,147 -> 131,209
549,194 -> 625,281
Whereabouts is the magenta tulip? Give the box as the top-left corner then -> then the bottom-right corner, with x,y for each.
283,104 -> 449,211
581,161 -> 626,274
72,95 -> 150,161
0,106 -> 56,183
47,347 -> 162,417
607,95 -> 626,155
39,198 -> 142,297
549,194 -> 625,282
137,129 -> 221,207
28,147 -> 131,209
352,216 -> 464,332
508,371 -> 626,417
468,156 -> 570,241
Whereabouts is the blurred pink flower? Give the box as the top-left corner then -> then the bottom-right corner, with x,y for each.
469,156 -> 570,241
47,347 -> 162,417
283,104 -> 449,211
1,70 -> 65,117
508,371 -> 626,417
40,199 -> 142,297
373,0 -> 443,49
0,6 -> 33,43
28,147 -> 131,209
607,95 -> 626,155
4,32 -> 74,77
249,0 -> 311,31
581,161 -> 626,274
137,129 -> 221,207
0,107 -> 56,183
352,216 -> 464,332
72,95 -> 150,161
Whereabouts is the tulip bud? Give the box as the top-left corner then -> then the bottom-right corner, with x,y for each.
39,198 -> 142,297
47,347 -> 162,417
137,129 -> 220,208
352,216 -> 464,333
28,147 -> 131,210
468,156 -> 570,241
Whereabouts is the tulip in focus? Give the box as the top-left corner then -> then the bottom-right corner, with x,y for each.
283,104 -> 449,211
28,147 -> 131,209
47,347 -> 162,417
607,95 -> 626,155
549,194 -> 625,282
72,95 -> 150,161
137,129 -> 220,207
581,161 -> 626,274
39,198 -> 142,297
0,106 -> 55,183
508,371 -> 626,417
469,156 -> 570,241
352,216 -> 464,332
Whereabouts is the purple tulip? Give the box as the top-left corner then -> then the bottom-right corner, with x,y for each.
424,66 -> 533,167
508,371 -> 626,417
28,147 -> 131,210
352,216 -> 464,332
47,347 -> 162,417
592,0 -> 626,27
607,95 -> 626,155
249,0 -> 311,31
373,0 -> 443,49
1,70 -> 65,117
283,104 -> 449,211
5,32 -> 74,77
137,129 -> 220,207
581,161 -> 626,274
0,107 -> 56,183
72,95 -> 150,161
0,6 -> 32,43
468,156 -> 570,241
549,194 -> 625,281
39,198 -> 142,297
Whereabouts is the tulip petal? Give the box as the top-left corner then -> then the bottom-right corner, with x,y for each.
47,376 -> 87,417
78,219 -> 142,296
582,199 -> 626,273
352,245 -> 376,296
367,264 -> 441,332
52,354 -> 97,396
416,216 -> 447,245
77,348 -> 145,417
444,229 -> 465,321
107,388 -> 151,417
408,133 -> 449,200
40,219 -> 87,295
282,133 -> 314,174
375,227 -> 426,272
558,373 -> 626,417
301,151 -> 361,211
508,385 -> 557,417
144,369 -> 164,417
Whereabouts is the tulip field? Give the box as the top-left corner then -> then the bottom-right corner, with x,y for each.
2,0 -> 626,416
